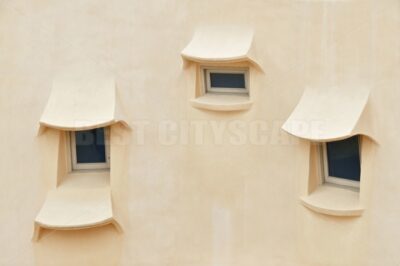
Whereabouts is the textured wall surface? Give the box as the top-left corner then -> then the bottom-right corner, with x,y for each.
0,0 -> 399,265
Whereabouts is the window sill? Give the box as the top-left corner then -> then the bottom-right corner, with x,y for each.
33,171 -> 121,241
300,184 -> 364,217
190,93 -> 252,111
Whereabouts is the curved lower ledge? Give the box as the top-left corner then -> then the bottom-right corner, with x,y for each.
300,184 -> 364,217
190,94 -> 252,111
33,219 -> 122,241
33,172 -> 121,241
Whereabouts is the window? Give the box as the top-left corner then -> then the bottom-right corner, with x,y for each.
321,136 -> 361,188
70,127 -> 110,170
203,68 -> 248,94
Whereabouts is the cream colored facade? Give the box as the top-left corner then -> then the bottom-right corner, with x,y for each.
0,0 -> 399,265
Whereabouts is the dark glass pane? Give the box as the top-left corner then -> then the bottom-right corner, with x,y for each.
75,128 -> 106,163
327,136 -> 360,181
210,72 -> 246,89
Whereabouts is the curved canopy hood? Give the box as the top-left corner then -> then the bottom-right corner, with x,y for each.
181,26 -> 261,68
40,73 -> 129,131
282,86 -> 375,142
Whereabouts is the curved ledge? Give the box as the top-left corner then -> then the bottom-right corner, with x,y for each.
35,187 -> 113,227
33,219 -> 121,241
282,86 -> 372,142
33,172 -> 121,241
35,217 -> 115,231
181,26 -> 261,69
300,184 -> 364,217
190,94 -> 252,111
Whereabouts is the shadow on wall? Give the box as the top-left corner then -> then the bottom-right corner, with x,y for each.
33,225 -> 122,266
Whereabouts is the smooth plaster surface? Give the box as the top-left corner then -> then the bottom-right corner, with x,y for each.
0,0 -> 399,265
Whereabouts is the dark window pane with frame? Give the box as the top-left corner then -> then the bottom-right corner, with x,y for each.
209,72 -> 246,89
75,128 -> 106,163
326,136 -> 361,181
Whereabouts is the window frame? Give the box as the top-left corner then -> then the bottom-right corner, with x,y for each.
202,67 -> 249,95
320,136 -> 361,189
70,127 -> 110,171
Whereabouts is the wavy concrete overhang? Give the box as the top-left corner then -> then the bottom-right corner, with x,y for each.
39,74 -> 129,132
181,26 -> 261,69
282,86 -> 375,142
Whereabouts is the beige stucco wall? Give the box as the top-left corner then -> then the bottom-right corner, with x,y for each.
0,0 -> 399,265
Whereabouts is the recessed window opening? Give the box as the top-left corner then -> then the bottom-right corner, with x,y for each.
70,127 -> 110,170
321,135 -> 361,188
203,68 -> 248,94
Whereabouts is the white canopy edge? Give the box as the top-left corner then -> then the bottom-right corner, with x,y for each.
282,86 -> 375,142
181,26 -> 261,69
